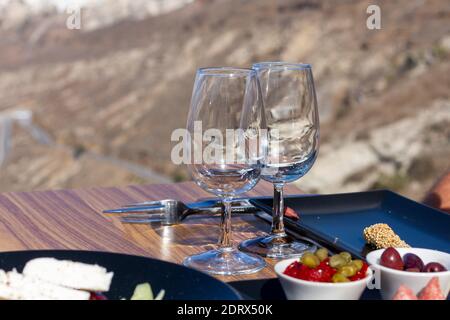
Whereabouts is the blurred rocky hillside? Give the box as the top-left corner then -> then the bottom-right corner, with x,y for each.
0,0 -> 194,31
0,0 -> 448,200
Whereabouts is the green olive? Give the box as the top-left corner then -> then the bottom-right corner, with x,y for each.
339,252 -> 352,263
301,252 -> 320,268
315,248 -> 329,261
329,255 -> 347,268
350,259 -> 364,271
338,265 -> 357,277
332,273 -> 350,283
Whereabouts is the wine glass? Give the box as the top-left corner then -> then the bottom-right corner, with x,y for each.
239,62 -> 320,259
183,67 -> 267,275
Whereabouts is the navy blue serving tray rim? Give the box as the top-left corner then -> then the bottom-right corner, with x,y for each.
251,189 -> 449,215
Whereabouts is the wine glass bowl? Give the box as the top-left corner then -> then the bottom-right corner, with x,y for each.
191,163 -> 261,197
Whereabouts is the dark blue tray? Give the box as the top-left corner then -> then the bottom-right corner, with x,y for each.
251,190 -> 450,259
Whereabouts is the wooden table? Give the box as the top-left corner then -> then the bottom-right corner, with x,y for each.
0,181 -> 301,282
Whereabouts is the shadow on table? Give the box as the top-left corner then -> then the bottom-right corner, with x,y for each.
229,278 -> 382,300
150,223 -> 217,246
151,218 -> 265,247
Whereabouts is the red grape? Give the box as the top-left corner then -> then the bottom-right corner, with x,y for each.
423,262 -> 447,273
403,253 -> 424,271
380,247 -> 404,270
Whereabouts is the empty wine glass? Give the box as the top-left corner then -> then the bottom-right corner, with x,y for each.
239,62 -> 320,259
183,67 -> 267,275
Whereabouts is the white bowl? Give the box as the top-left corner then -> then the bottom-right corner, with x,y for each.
275,258 -> 372,300
366,248 -> 450,300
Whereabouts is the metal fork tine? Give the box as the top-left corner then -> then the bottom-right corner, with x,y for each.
121,213 -> 165,220
120,217 -> 164,224
124,200 -> 164,207
103,205 -> 165,214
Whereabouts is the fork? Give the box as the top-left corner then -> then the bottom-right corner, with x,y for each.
103,199 -> 258,225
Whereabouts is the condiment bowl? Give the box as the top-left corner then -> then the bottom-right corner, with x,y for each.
366,248 -> 450,300
274,258 -> 372,300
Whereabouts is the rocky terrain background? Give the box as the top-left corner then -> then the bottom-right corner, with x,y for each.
0,0 -> 448,200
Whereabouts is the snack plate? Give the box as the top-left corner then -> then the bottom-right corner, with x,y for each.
251,190 -> 450,259
0,250 -> 242,300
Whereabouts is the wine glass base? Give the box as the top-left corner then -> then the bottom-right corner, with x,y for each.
239,234 -> 317,259
183,248 -> 266,275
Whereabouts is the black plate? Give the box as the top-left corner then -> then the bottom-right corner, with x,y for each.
0,250 -> 241,300
252,190 -> 450,259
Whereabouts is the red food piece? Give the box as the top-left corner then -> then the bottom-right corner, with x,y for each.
392,285 -> 418,300
403,253 -> 424,271
316,258 -> 337,282
284,258 -> 337,282
296,263 -> 311,280
304,265 -> 325,282
418,277 -> 445,300
284,259 -> 369,283
349,262 -> 369,281
284,261 -> 303,279
380,247 -> 404,270
90,292 -> 108,300
284,207 -> 299,220
423,262 -> 447,273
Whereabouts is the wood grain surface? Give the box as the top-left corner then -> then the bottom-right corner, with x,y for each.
0,181 -> 302,282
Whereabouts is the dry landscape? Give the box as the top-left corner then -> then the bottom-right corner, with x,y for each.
0,0 -> 449,200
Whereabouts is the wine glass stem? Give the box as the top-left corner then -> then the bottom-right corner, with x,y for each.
271,183 -> 286,236
218,197 -> 233,251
